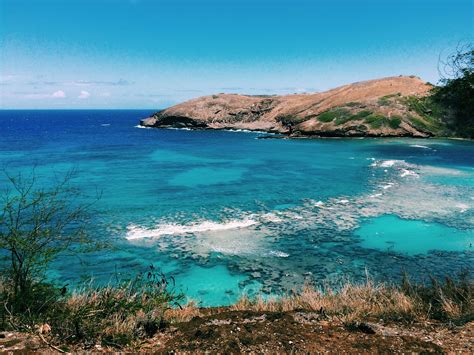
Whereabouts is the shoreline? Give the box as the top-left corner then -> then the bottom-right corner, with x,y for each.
137,124 -> 474,141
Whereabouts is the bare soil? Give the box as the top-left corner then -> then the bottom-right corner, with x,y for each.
2,310 -> 472,353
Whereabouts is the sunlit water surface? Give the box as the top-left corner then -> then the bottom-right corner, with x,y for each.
0,110 -> 473,306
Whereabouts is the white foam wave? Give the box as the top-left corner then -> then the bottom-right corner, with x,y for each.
268,250 -> 290,258
223,128 -> 270,134
371,159 -> 406,168
410,144 -> 430,149
126,218 -> 258,240
400,169 -> 419,178
134,125 -> 152,129
124,156 -> 473,259
456,203 -> 470,213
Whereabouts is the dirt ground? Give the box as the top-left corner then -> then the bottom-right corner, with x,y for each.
1,310 -> 473,353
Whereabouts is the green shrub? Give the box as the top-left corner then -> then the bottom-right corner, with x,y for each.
317,111 -> 338,122
364,114 -> 387,129
388,116 -> 402,129
0,267 -> 183,348
0,172 -> 102,317
317,108 -> 373,125
401,271 -> 473,324
431,45 -> 474,137
378,94 -> 400,106
407,115 -> 430,130
351,110 -> 372,120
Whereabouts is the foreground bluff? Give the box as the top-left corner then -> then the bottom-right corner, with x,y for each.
141,76 -> 443,138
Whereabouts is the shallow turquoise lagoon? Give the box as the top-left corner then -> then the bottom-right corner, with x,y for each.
357,215 -> 473,255
0,110 -> 473,306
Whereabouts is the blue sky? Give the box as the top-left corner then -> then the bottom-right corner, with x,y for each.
0,0 -> 472,109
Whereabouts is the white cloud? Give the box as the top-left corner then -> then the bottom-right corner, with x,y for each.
17,90 -> 66,99
78,90 -> 91,99
52,90 -> 66,98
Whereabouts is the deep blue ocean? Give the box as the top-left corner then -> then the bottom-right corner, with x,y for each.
0,110 -> 473,306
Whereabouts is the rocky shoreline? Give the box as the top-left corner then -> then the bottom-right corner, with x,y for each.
140,76 -> 445,138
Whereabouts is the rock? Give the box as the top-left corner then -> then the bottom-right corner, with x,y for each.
345,321 -> 377,334
38,323 -> 51,334
140,76 -> 439,138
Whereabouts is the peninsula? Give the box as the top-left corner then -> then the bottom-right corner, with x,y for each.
140,76 -> 444,138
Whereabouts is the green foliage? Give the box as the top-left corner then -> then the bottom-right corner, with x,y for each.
333,109 -> 354,125
377,97 -> 391,106
377,93 -> 401,106
431,45 -> 474,138
0,267 -> 183,348
402,96 -> 445,134
0,172 -> 100,314
316,107 -> 369,125
406,114 -> 429,131
388,116 -> 402,129
404,96 -> 443,120
364,114 -> 387,129
316,110 -> 339,123
350,110 -> 372,120
401,271 -> 473,324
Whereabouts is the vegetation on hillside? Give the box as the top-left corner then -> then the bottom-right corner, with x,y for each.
432,44 -> 474,138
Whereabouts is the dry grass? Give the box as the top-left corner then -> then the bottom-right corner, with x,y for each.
1,272 -> 472,350
0,269 -> 184,349
230,274 -> 473,324
232,282 -> 418,323
165,300 -> 202,323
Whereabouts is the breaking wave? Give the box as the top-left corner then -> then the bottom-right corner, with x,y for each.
126,218 -> 258,240
124,158 -> 473,259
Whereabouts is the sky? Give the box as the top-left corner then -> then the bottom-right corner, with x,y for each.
0,0 -> 473,109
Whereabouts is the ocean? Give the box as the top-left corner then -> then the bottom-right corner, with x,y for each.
0,110 -> 473,306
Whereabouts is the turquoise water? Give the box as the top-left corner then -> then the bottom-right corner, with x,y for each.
357,215 -> 473,255
0,110 -> 473,306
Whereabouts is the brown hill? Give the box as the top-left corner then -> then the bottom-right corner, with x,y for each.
141,76 -> 443,137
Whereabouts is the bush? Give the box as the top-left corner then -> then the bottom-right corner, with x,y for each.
0,171 -> 101,316
316,110 -> 338,122
401,271 -> 473,324
388,116 -> 402,129
351,110 -> 372,120
0,266 -> 183,349
432,44 -> 474,138
364,114 -> 387,129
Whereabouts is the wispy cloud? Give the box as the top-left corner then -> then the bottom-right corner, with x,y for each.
12,90 -> 67,99
78,90 -> 91,99
218,87 -> 244,91
174,89 -> 204,93
27,78 -> 134,87
0,74 -> 24,86
72,79 -> 133,86
135,93 -> 174,98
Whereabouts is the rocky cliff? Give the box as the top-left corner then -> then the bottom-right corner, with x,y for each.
140,76 -> 444,138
